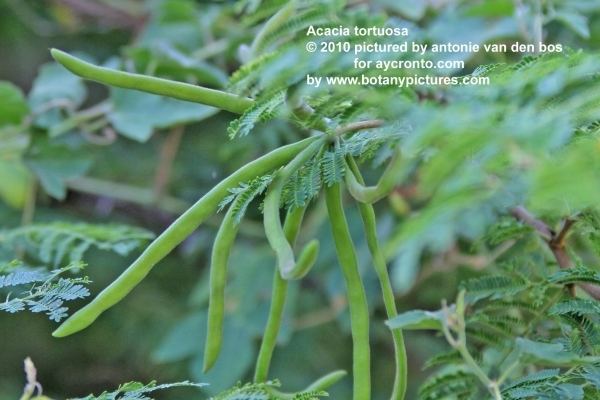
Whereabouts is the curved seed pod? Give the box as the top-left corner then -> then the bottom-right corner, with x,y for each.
347,156 -> 408,400
203,199 -> 242,372
263,138 -> 325,280
289,239 -> 319,279
50,49 -> 253,115
254,206 -> 305,383
52,136 -> 322,338
345,148 -> 403,204
324,183 -> 371,400
304,369 -> 348,391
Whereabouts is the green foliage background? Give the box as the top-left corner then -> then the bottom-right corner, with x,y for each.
1,0 -> 600,399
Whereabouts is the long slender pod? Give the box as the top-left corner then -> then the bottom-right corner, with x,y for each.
263,138 -> 326,280
347,156 -> 408,400
324,183 -> 371,400
254,206 -> 306,382
52,136 -> 322,338
50,49 -> 254,114
203,199 -> 243,372
50,49 -> 330,132
345,148 -> 403,204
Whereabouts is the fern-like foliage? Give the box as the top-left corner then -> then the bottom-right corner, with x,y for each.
501,366 -> 597,400
483,218 -> 533,246
461,275 -> 528,304
70,380 -> 206,400
418,369 -> 477,400
422,350 -> 463,370
210,381 -> 326,400
548,266 -> 600,286
281,155 -> 322,209
228,90 -> 286,138
218,174 -> 274,223
0,222 -> 154,266
549,299 -> 600,316
340,124 -> 406,163
228,52 -> 280,96
250,3 -> 335,56
321,146 -> 345,187
0,260 -> 89,322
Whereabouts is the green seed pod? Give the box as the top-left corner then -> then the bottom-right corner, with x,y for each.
254,206 -> 306,383
52,136 -> 322,338
325,182 -> 371,400
263,137 -> 325,280
203,199 -> 242,372
347,156 -> 408,400
345,148 -> 403,204
50,49 -> 254,114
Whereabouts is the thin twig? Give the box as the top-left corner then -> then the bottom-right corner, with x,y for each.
54,0 -> 145,31
510,206 -> 553,240
511,205 -> 600,300
293,295 -> 347,330
153,125 -> 184,201
335,119 -> 384,135
21,181 -> 37,226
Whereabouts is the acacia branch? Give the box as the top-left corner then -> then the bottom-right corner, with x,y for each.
511,205 -> 600,300
510,206 -> 553,241
335,119 -> 384,135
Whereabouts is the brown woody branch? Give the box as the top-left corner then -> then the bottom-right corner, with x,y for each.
511,205 -> 600,300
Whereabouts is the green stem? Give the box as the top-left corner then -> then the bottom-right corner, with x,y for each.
347,156 -> 407,400
254,206 -> 306,383
443,292 -> 500,399
66,177 -> 188,214
325,183 -> 371,400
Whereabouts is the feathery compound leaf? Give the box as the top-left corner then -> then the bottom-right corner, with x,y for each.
0,262 -> 90,322
462,275 -> 528,303
341,126 -> 405,161
228,52 -> 280,96
418,370 -> 477,400
423,350 -> 463,370
321,147 -> 345,187
515,338 -> 583,365
250,4 -> 334,55
71,380 -> 206,400
468,313 -> 525,338
0,223 -> 154,266
281,169 -> 308,210
0,261 -> 50,288
502,369 -> 560,393
228,90 -> 285,139
549,299 -> 600,316
484,218 -> 533,245
210,381 -> 327,400
280,156 -> 322,210
549,266 -> 600,286
218,174 -> 274,223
